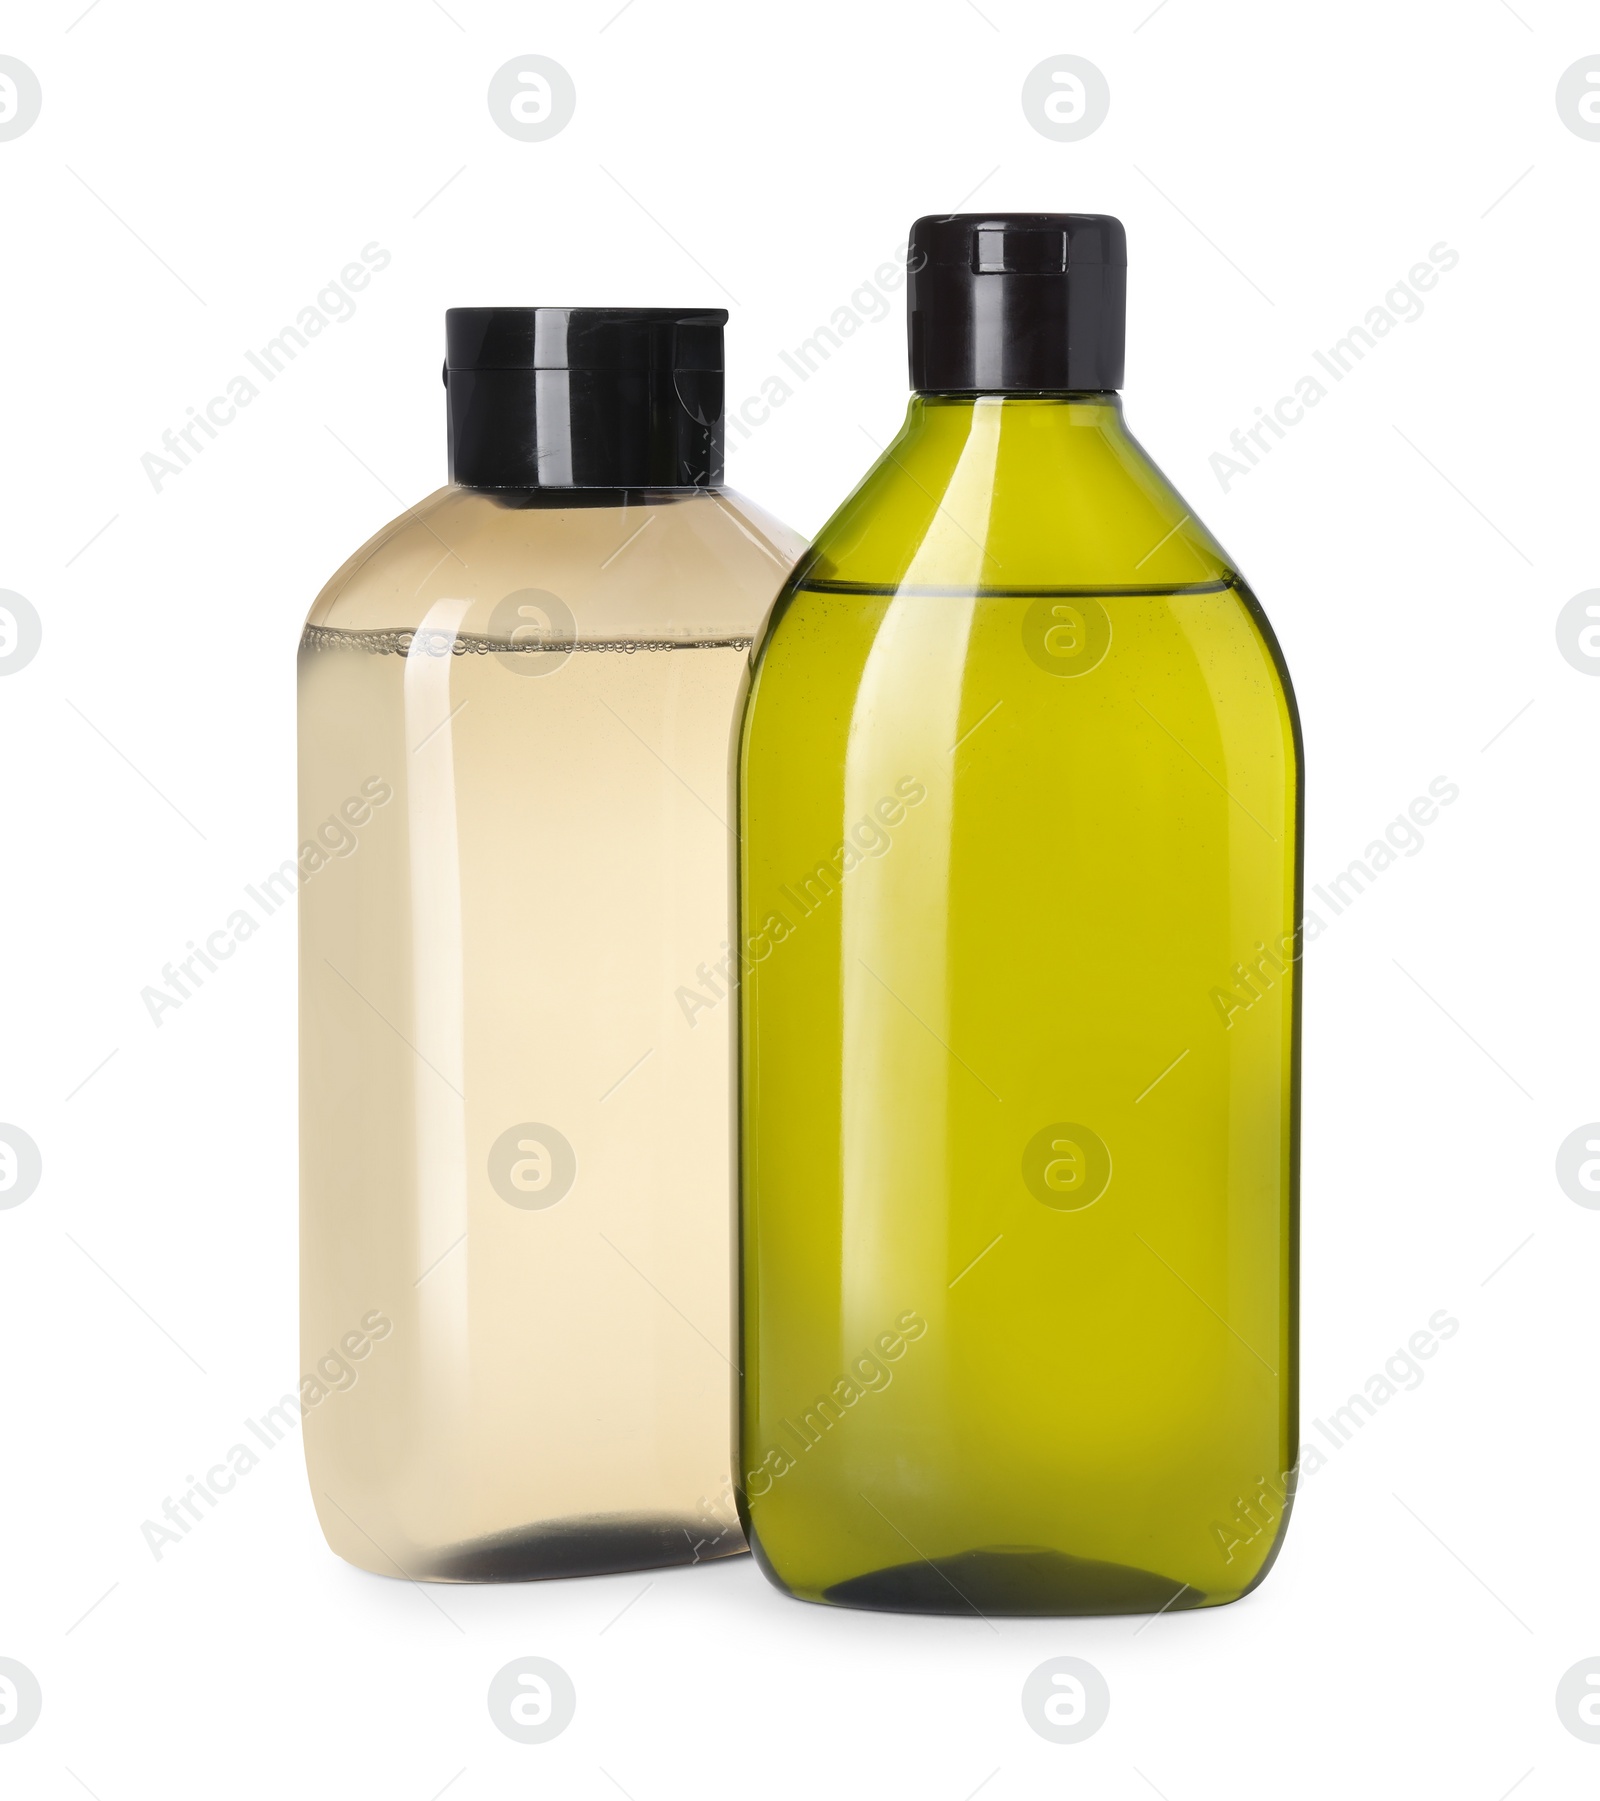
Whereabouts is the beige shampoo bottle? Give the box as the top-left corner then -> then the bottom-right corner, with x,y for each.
298,308 -> 802,1581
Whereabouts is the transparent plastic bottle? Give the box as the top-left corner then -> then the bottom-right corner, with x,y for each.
737,217 -> 1301,1614
300,308 -> 803,1581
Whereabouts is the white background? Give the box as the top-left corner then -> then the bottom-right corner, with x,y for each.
1,1 -> 1596,1795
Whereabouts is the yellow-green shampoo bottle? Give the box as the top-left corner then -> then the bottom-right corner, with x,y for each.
737,214 -> 1301,1614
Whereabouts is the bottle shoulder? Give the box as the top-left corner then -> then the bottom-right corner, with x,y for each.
745,399 -> 1299,732
796,398 -> 1239,595
304,485 -> 805,643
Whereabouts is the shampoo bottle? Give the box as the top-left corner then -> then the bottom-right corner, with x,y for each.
300,307 -> 802,1581
737,216 -> 1301,1614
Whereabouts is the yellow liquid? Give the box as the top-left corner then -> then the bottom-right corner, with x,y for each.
299,628 -> 750,1580
739,575 -> 1299,1612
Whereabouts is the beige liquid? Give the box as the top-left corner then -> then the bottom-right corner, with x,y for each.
298,626 -> 750,1580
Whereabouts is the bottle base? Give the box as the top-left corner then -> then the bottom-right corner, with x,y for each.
329,1511 -> 748,1584
752,1533 -> 1229,1617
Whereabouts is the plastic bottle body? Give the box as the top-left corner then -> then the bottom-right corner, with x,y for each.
300,484 -> 802,1581
737,397 -> 1300,1613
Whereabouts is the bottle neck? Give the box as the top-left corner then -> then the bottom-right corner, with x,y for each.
887,392 -> 1144,510
904,388 -> 1127,432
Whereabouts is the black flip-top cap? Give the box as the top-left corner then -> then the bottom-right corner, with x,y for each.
444,306 -> 727,489
907,214 -> 1126,393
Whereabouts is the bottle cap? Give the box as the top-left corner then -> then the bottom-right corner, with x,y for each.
444,307 -> 727,489
906,214 -> 1126,393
